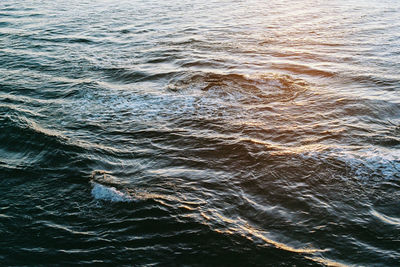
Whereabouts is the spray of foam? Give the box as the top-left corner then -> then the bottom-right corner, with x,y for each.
91,182 -> 133,202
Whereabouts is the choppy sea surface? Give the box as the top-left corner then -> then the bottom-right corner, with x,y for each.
1,0 -> 399,265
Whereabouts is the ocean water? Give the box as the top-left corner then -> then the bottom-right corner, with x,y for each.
1,0 -> 399,265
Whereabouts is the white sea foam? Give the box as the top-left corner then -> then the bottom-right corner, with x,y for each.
91,182 -> 133,202
336,148 -> 399,179
302,147 -> 400,180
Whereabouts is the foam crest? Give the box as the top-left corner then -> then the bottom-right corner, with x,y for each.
339,148 -> 400,179
91,182 -> 133,202
299,146 -> 400,180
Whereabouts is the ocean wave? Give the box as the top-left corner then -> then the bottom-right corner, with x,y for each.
299,146 -> 400,180
96,66 -> 179,84
91,182 -> 133,203
167,71 -> 309,104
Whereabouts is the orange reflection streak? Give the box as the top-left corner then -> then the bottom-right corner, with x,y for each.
201,211 -> 328,254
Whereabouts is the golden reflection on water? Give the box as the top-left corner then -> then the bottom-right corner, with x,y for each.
201,210 -> 328,254
2,0 -> 399,265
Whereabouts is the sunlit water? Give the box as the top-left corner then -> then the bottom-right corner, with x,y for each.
1,0 -> 399,265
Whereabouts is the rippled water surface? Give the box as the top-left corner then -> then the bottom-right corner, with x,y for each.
1,0 -> 400,265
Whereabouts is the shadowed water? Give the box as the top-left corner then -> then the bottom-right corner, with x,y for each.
1,0 -> 399,265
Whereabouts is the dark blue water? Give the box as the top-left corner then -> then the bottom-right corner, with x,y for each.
1,0 -> 400,265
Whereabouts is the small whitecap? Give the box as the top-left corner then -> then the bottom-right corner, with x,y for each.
91,182 -> 132,202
